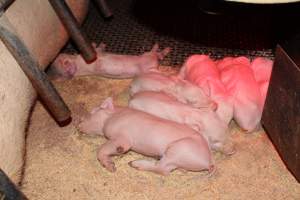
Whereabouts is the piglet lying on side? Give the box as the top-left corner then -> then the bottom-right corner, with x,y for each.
217,57 -> 263,132
129,71 -> 217,110
179,55 -> 233,125
47,43 -> 170,80
78,98 -> 214,175
129,91 -> 235,155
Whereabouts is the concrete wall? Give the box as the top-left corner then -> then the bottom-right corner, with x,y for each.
0,0 -> 89,183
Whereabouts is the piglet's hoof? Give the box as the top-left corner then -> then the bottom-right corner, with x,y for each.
222,144 -> 236,156
101,161 -> 116,172
223,147 -> 236,156
128,161 -> 140,170
242,129 -> 258,134
207,165 -> 217,177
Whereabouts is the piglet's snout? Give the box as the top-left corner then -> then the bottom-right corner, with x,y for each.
77,121 -> 86,132
77,115 -> 90,132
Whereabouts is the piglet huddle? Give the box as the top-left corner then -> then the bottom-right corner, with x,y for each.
56,44 -> 273,176
181,55 -> 273,132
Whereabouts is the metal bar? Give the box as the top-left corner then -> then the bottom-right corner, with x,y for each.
49,0 -> 97,63
0,15 -> 71,123
93,0 -> 113,18
0,0 -> 14,12
0,168 -> 28,200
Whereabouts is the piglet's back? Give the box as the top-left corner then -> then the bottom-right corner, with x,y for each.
104,107 -> 200,138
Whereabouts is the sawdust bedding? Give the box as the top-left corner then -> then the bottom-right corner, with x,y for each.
21,66 -> 300,200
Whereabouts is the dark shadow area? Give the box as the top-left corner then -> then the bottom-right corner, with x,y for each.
62,0 -> 296,65
132,0 -> 300,50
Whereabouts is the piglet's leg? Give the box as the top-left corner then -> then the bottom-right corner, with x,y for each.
157,47 -> 171,60
128,139 -> 197,175
97,139 -> 131,172
212,141 -> 236,155
129,158 -> 177,175
177,65 -> 187,79
221,144 -> 236,155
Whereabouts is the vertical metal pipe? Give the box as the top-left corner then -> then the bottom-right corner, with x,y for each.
49,0 -> 97,63
0,168 -> 28,200
0,15 -> 71,123
0,0 -> 14,12
93,0 -> 113,18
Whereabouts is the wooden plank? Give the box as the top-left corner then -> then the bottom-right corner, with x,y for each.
262,44 -> 300,182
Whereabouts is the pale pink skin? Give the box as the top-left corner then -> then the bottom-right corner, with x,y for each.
129,71 -> 217,110
179,55 -> 234,125
129,91 -> 235,155
250,57 -> 273,106
217,57 -> 263,132
78,98 -> 214,175
49,43 -> 170,80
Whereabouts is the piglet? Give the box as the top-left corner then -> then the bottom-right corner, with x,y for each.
47,43 -> 170,80
217,57 -> 263,132
129,91 -> 234,155
250,57 -> 273,106
179,55 -> 233,125
78,97 -> 214,175
129,71 -> 217,110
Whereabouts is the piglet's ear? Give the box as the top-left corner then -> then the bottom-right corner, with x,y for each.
98,42 -> 106,51
151,43 -> 159,52
100,97 -> 115,110
170,75 -> 187,85
90,106 -> 101,114
177,65 -> 187,79
157,47 -> 171,60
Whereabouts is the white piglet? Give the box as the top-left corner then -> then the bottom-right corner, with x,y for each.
129,71 -> 217,110
129,91 -> 235,155
48,43 -> 170,80
78,98 -> 215,175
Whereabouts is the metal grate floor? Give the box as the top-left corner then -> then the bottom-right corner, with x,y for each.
61,0 -> 293,66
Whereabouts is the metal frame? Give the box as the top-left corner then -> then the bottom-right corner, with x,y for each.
0,0 -> 71,123
0,168 -> 28,200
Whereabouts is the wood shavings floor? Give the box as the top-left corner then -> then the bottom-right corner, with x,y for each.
21,67 -> 300,200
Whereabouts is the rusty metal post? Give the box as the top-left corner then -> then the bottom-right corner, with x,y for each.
0,14 -> 71,123
49,0 -> 97,63
0,0 -> 14,11
0,168 -> 28,200
93,0 -> 113,18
